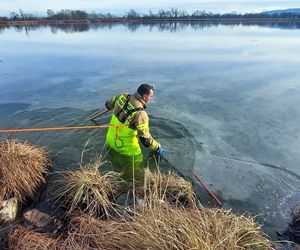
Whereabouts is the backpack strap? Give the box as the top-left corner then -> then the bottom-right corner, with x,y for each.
115,94 -> 131,118
120,107 -> 144,124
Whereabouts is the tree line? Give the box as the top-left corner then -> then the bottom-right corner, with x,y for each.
1,8 -> 300,21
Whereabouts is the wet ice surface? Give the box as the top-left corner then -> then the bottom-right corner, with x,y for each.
193,151 -> 300,237
1,23 -> 300,238
155,75 -> 300,237
156,112 -> 300,238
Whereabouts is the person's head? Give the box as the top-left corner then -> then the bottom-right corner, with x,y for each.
137,84 -> 154,103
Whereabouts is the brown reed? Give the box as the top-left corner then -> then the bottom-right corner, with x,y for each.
8,226 -> 59,250
52,158 -> 124,217
136,168 -> 196,207
0,139 -> 49,203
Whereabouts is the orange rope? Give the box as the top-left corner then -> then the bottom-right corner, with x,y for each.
0,124 -> 114,133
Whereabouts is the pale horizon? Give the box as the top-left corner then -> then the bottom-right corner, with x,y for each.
1,0 -> 300,17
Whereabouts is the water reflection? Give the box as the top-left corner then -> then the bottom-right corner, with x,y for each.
1,20 -> 300,35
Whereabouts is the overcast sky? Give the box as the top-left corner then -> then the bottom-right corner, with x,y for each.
1,0 -> 300,16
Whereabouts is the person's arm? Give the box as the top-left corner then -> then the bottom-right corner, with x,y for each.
135,111 -> 160,151
105,95 -> 118,110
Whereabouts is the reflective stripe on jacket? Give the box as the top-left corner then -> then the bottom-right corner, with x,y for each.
105,92 -> 160,156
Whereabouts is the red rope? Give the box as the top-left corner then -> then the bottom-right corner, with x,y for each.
192,171 -> 222,206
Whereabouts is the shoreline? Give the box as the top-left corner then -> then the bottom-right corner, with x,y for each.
1,18 -> 300,27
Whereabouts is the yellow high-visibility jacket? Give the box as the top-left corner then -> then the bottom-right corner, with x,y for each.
105,92 -> 160,156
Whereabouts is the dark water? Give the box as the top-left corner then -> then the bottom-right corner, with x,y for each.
1,22 -> 300,238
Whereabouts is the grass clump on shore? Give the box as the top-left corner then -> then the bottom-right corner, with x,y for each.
61,215 -> 132,249
53,203 -> 271,250
52,158 -> 123,217
129,202 -> 271,250
3,149 -> 271,249
55,169 -> 270,250
0,139 -> 49,203
137,168 -> 196,206
8,226 -> 59,250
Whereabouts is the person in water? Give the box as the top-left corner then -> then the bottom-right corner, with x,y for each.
105,84 -> 165,181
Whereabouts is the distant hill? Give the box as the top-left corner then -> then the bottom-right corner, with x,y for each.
262,8 -> 300,16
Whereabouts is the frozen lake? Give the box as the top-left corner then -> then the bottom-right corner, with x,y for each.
0,22 -> 300,238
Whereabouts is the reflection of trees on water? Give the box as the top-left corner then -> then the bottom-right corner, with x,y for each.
2,20 -> 300,34
51,23 -> 91,33
0,25 -> 7,33
124,20 -> 300,32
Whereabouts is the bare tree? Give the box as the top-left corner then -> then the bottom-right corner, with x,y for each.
10,12 -> 20,20
171,8 -> 179,18
126,9 -> 140,19
19,9 -> 25,20
47,9 -> 55,19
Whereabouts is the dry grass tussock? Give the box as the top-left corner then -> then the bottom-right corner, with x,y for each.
8,226 -> 59,250
58,168 -> 270,250
136,168 -> 196,207
57,203 -> 271,250
52,158 -> 124,217
60,215 -> 132,249
129,202 -> 272,250
0,139 -> 49,203
5,161 -> 271,250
